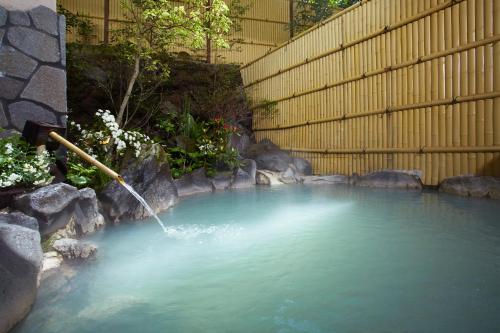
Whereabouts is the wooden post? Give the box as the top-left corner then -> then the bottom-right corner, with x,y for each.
289,0 -> 294,38
104,0 -> 110,44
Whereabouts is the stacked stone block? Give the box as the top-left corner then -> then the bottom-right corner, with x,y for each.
0,5 -> 66,132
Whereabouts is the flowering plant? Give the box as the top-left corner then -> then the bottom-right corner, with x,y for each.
67,109 -> 154,189
0,134 -> 54,189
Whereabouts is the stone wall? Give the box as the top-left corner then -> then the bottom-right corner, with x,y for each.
0,5 -> 66,132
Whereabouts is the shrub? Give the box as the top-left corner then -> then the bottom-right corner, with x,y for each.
0,133 -> 54,189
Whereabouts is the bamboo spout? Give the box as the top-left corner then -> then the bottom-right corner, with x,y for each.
48,131 -> 125,185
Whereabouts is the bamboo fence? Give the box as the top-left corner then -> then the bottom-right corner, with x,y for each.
57,0 -> 290,64
241,0 -> 500,186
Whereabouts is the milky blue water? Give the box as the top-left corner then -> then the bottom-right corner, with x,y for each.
15,185 -> 500,333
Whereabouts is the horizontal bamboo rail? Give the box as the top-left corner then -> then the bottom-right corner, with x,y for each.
241,0 -> 369,69
245,0 -> 500,186
251,34 -> 500,110
283,146 -> 500,155
244,0 -> 463,87
254,91 -> 500,131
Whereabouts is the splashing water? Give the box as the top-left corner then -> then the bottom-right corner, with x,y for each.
120,182 -> 168,233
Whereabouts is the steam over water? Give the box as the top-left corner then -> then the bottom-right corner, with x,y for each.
15,186 -> 500,333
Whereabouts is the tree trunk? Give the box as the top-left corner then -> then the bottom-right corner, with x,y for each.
117,55 -> 140,127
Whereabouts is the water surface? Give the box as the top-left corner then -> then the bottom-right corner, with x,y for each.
15,186 -> 500,333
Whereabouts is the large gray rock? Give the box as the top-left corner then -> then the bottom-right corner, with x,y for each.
53,238 -> 97,259
29,6 -> 58,35
231,159 -> 257,189
292,157 -> 313,175
243,139 -> 294,172
0,103 -> 7,128
210,172 -> 233,191
0,222 -> 43,333
0,45 -> 39,79
279,166 -> 301,184
9,10 -> 30,26
229,133 -> 251,156
100,144 -> 178,222
0,211 -> 38,230
353,171 -> 422,190
174,168 -> 214,197
8,101 -> 57,131
301,175 -> 349,185
0,28 -> 4,43
21,66 -> 67,113
439,176 -> 500,199
74,188 -> 104,236
7,26 -> 60,62
14,183 -> 81,236
0,76 -> 24,99
0,6 -> 7,26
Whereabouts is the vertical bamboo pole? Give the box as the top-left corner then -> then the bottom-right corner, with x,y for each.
459,1 -> 469,175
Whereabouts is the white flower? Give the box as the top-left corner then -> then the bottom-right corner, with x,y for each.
4,143 -> 13,155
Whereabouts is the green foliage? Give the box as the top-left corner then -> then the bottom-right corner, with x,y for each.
113,0 -> 235,126
154,111 -> 241,178
0,133 -> 54,189
57,5 -> 95,43
291,0 -> 359,35
252,99 -> 279,120
66,154 -> 100,189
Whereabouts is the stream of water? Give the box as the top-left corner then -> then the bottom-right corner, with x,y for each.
120,182 -> 168,233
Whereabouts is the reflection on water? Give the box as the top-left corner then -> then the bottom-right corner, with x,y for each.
15,185 -> 500,333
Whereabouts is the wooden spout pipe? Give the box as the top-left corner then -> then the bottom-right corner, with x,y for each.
48,131 -> 125,185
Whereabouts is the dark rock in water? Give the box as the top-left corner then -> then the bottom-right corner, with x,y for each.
74,188 -> 104,236
253,150 -> 292,172
241,159 -> 257,182
53,238 -> 97,259
14,183 -> 80,236
231,160 -> 257,189
279,166 -> 301,184
243,139 -> 292,172
0,211 -> 38,230
100,144 -> 178,222
0,222 -> 43,333
301,175 -> 349,185
353,171 -> 422,190
174,168 -> 214,197
439,176 -> 500,199
292,157 -> 313,176
210,172 -> 233,191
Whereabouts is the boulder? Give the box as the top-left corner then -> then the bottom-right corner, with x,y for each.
174,168 -> 214,197
74,188 -> 104,236
100,144 -> 178,222
230,159 -> 257,189
41,251 -> 63,273
353,171 -> 422,190
0,211 -> 38,230
301,175 -> 349,185
229,133 -> 251,156
0,222 -> 43,333
292,157 -> 313,176
53,238 -> 97,260
256,170 -> 283,185
210,172 -> 233,191
14,183 -> 80,236
279,166 -> 301,184
439,176 -> 500,199
243,139 -> 297,172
